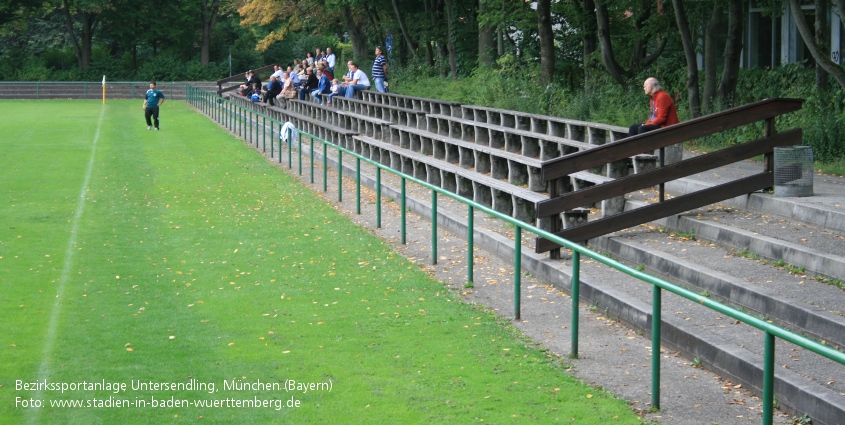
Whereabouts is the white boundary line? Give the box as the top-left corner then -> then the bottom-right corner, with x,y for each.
27,104 -> 105,423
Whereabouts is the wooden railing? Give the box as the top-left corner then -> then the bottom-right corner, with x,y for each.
535,98 -> 805,253
216,65 -> 276,96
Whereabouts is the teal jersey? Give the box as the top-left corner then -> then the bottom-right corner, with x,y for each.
145,89 -> 165,108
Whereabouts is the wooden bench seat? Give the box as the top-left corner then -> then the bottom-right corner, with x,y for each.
353,134 -> 545,223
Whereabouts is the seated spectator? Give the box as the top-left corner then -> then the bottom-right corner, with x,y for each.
315,62 -> 332,81
326,79 -> 340,105
314,48 -> 325,63
299,67 -> 318,101
310,68 -> 331,104
271,64 -> 284,80
249,83 -> 262,103
343,62 -> 370,99
305,52 -> 314,66
264,75 -> 282,106
239,70 -> 260,97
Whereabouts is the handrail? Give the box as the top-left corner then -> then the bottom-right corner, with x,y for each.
216,65 -> 276,96
535,97 -> 805,250
185,86 -> 844,425
541,98 -> 804,181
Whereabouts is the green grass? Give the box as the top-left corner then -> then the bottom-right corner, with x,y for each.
0,100 -> 641,424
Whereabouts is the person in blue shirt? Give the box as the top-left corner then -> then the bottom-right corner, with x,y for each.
142,81 -> 165,130
310,68 -> 331,104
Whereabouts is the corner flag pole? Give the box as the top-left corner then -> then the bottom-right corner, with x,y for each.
102,75 -> 106,104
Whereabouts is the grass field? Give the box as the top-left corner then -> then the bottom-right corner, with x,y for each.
0,100 -> 641,424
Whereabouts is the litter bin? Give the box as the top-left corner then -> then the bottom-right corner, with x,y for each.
774,146 -> 813,197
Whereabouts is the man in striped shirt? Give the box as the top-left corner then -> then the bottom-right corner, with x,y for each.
372,46 -> 388,93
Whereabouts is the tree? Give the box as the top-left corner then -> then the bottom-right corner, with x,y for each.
536,0 -> 554,86
200,0 -> 222,65
59,0 -> 103,71
717,0 -> 743,107
789,0 -> 845,88
672,0 -> 701,118
594,0 -> 667,86
392,0 -> 418,59
702,2 -> 722,113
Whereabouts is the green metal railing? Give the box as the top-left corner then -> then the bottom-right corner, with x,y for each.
186,86 -> 845,425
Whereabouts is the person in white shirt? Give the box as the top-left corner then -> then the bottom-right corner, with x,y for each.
343,62 -> 370,99
325,47 -> 337,73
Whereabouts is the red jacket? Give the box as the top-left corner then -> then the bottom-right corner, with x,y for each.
644,90 -> 679,127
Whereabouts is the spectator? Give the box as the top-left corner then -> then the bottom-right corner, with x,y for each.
325,47 -> 337,73
249,83 -> 262,103
372,46 -> 388,93
344,62 -> 370,99
314,48 -> 325,62
288,67 -> 301,88
315,61 -> 332,81
299,67 -> 318,101
271,64 -> 284,80
310,68 -> 331,104
238,70 -> 260,97
305,52 -> 314,66
627,77 -> 679,137
326,78 -> 340,105
264,75 -> 282,106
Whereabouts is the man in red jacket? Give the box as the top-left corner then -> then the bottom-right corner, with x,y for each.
628,77 -> 679,137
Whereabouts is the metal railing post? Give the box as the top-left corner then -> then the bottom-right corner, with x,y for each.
431,190 -> 437,265
400,178 -> 406,244
467,206 -> 474,284
337,149 -> 342,201
571,251 -> 580,358
652,286 -> 662,410
322,142 -> 327,191
356,158 -> 361,214
763,332 -> 776,425
310,138 -> 315,183
376,167 -> 382,228
514,226 -> 522,320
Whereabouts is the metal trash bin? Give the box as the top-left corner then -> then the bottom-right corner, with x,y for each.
774,146 -> 813,197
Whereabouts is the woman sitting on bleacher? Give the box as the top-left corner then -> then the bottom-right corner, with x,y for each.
299,67 -> 318,101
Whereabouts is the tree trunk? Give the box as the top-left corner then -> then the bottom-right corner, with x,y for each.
444,0 -> 458,78
61,0 -> 97,71
200,0 -> 220,66
717,0 -> 743,107
594,0 -> 631,86
537,0 -> 554,85
815,0 -> 830,93
478,0 -> 495,66
673,0 -> 701,118
789,0 -> 845,88
342,6 -> 369,62
581,0 -> 597,90
392,0 -> 418,59
702,3 -> 722,113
